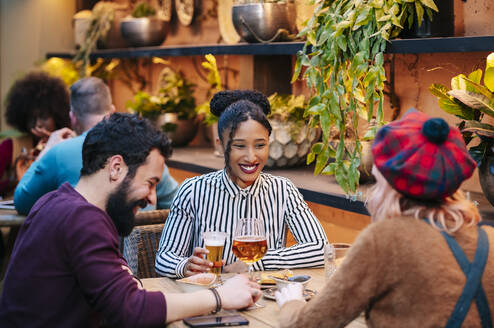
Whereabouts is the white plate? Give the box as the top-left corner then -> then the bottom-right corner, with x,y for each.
262,287 -> 316,301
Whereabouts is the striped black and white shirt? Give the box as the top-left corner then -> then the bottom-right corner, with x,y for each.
155,169 -> 328,278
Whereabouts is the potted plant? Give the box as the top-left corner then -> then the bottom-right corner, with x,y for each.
195,54 -> 225,156
266,93 -> 320,168
294,0 -> 439,193
127,65 -> 198,147
73,2 -> 128,77
429,52 -> 494,205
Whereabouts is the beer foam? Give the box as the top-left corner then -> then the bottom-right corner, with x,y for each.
204,239 -> 224,246
234,236 -> 267,243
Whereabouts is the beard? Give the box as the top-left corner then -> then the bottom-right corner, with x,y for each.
106,177 -> 148,237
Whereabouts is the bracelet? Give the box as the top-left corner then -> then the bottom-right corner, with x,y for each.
209,287 -> 222,314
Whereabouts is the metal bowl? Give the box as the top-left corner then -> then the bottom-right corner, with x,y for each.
232,3 -> 296,43
120,17 -> 168,47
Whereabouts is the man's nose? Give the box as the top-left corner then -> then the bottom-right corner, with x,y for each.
146,187 -> 157,205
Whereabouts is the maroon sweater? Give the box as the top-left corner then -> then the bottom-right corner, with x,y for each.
0,183 -> 166,327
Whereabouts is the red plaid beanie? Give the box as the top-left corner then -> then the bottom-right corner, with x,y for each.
372,109 -> 476,200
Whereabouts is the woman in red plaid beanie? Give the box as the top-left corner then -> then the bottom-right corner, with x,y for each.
275,109 -> 494,328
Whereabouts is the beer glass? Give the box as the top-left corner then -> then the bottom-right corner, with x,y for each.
325,242 -> 351,280
203,231 -> 227,275
232,217 -> 267,309
232,217 -> 267,279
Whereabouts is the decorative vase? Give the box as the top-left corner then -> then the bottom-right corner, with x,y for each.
155,113 -> 198,147
400,0 -> 454,38
479,155 -> 494,207
265,118 -> 320,168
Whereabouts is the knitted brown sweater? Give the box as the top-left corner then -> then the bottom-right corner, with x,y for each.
279,217 -> 494,328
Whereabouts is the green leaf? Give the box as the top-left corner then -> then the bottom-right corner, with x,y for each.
335,163 -> 350,193
374,52 -> 384,67
468,69 -> 483,84
448,89 -> 494,118
307,103 -> 326,115
315,148 -> 330,175
311,142 -> 324,154
415,2 -> 424,27
462,121 -> 494,138
485,53 -> 494,92
336,36 -> 347,52
291,57 -> 302,83
420,0 -> 439,12
321,162 -> 337,175
307,150 -> 316,164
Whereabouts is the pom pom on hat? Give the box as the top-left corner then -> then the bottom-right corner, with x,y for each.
422,118 -> 449,144
372,109 -> 476,200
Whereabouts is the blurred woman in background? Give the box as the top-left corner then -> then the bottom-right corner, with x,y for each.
1,71 -> 71,194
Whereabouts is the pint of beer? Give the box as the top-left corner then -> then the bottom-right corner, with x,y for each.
232,236 -> 268,264
203,231 -> 227,275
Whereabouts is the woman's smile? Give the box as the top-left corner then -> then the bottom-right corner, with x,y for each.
239,163 -> 259,174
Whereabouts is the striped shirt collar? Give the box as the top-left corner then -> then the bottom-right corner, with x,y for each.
219,169 -> 263,199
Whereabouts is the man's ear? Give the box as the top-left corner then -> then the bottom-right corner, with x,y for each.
108,155 -> 128,182
69,111 -> 78,130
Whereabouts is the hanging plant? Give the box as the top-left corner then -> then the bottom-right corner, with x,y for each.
294,0 -> 438,193
73,2 -> 117,77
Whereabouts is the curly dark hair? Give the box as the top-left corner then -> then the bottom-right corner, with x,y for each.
5,71 -> 70,133
210,90 -> 272,173
81,113 -> 172,178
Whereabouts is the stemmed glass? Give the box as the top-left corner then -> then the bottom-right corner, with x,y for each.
232,217 -> 267,308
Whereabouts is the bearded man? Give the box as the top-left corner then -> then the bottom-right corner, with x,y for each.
0,113 -> 262,327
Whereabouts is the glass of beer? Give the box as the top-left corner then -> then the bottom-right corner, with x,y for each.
232,217 -> 267,279
203,231 -> 227,276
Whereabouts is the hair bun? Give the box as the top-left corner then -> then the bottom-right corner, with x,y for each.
210,90 -> 270,117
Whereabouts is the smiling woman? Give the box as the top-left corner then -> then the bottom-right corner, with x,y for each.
155,90 -> 328,279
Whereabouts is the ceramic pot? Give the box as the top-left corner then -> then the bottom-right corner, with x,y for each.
155,113 -> 198,147
266,118 -> 320,168
232,2 -> 297,43
479,155 -> 494,207
120,17 -> 168,47
400,0 -> 454,38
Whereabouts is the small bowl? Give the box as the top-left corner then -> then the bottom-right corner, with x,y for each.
120,17 -> 168,47
270,274 -> 311,291
176,273 -> 217,293
232,3 -> 297,43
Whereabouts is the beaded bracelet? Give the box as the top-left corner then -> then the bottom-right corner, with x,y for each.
208,287 -> 222,314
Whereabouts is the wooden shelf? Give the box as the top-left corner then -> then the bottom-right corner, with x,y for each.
46,36 -> 494,59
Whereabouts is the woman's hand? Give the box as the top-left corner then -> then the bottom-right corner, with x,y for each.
184,247 -> 212,277
36,128 -> 76,161
222,260 -> 248,273
217,274 -> 261,310
275,283 -> 305,307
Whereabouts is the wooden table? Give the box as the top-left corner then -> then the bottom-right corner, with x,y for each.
0,208 -> 26,279
142,268 -> 367,328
